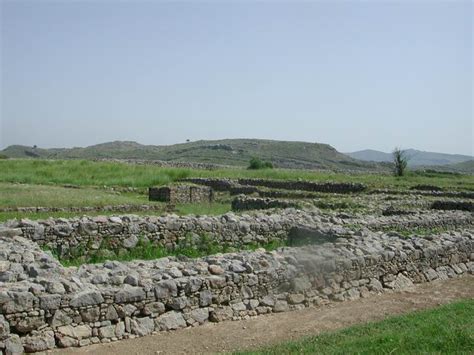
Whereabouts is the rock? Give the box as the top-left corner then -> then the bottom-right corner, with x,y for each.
291,276 -> 312,292
131,317 -> 155,336
385,274 -> 414,290
124,274 -> 139,286
154,280 -> 178,299
56,334 -> 78,348
274,300 -> 289,312
287,294 -> 305,304
14,316 -> 44,333
189,308 -> 209,324
123,235 -> 139,249
39,294 -> 62,310
156,311 -> 186,331
51,309 -> 73,328
260,295 -> 275,307
199,290 -> 213,306
210,306 -> 233,322
105,305 -> 119,320
115,286 -> 146,303
22,331 -> 55,352
57,325 -> 92,339
208,265 -> 224,275
4,334 -> 24,355
3,291 -> 36,313
98,325 -> 116,339
81,307 -> 100,323
115,322 -> 125,338
0,315 -> 10,339
70,290 -> 104,308
143,302 -> 165,316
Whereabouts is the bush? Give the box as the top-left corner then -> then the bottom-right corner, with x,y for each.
392,148 -> 408,176
248,157 -> 273,170
0,154 -> 8,159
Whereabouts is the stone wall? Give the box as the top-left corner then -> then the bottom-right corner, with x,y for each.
7,210 -> 322,260
231,196 -> 300,211
431,200 -> 474,212
0,227 -> 472,353
181,178 -> 367,194
149,185 -> 214,204
5,209 -> 473,261
237,179 -> 367,193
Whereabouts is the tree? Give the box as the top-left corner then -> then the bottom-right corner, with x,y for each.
248,157 -> 273,170
392,147 -> 408,176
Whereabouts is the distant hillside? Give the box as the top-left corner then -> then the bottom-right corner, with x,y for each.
346,149 -> 473,167
419,160 -> 474,174
2,139 -> 381,171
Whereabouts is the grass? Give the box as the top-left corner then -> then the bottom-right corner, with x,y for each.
0,202 -> 231,223
50,235 -> 287,267
239,299 -> 474,355
0,182 -> 154,208
1,159 -> 473,191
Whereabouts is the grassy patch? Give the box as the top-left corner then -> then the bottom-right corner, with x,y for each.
50,235 -> 287,267
1,160 -> 473,191
174,202 -> 232,216
0,182 -> 155,208
239,300 -> 474,354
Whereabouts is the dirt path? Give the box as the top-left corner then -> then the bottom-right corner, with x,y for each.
54,276 -> 473,355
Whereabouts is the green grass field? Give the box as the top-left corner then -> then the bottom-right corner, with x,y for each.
240,300 -> 474,355
1,159 -> 473,190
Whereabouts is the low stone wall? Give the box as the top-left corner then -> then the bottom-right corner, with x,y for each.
231,196 -> 300,211
0,227 -> 472,353
149,185 -> 213,204
237,179 -> 367,194
181,178 -> 367,194
431,200 -> 474,212
6,210 -> 324,260
371,189 -> 474,199
0,205 -> 164,214
180,178 -> 237,192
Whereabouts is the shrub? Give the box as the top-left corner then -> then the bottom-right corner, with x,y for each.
248,157 -> 273,170
392,147 -> 408,176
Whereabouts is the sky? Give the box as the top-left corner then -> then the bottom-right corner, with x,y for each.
1,0 -> 472,155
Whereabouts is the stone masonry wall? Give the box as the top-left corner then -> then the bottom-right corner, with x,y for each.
4,210 -> 473,260
0,226 -> 472,353
180,178 -> 367,194
149,185 -> 214,204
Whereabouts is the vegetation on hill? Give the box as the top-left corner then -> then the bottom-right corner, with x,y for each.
0,159 -> 472,191
1,139 -> 382,171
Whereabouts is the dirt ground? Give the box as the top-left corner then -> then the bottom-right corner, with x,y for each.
52,276 -> 473,355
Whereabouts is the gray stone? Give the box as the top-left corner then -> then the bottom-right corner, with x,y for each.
156,311 -> 186,331
154,280 -> 178,299
189,308 -> 209,324
4,334 -> 24,355
22,331 -> 55,352
39,294 -> 61,310
274,300 -> 289,312
70,290 -> 104,308
115,286 -> 146,303
143,302 -> 165,316
131,317 -> 155,336
199,290 -> 213,306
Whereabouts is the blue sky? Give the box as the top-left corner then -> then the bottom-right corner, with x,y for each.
1,0 -> 472,155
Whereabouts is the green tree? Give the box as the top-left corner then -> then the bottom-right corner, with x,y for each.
393,147 -> 408,176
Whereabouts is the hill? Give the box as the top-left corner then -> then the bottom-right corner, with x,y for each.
1,139 -> 381,171
346,149 -> 473,167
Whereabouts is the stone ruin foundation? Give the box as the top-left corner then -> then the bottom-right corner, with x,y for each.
149,185 -> 214,204
0,208 -> 473,354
